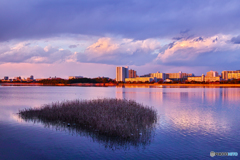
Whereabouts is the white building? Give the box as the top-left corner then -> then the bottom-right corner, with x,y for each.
69,76 -> 83,79
116,66 -> 129,82
206,71 -> 219,77
150,72 -> 166,80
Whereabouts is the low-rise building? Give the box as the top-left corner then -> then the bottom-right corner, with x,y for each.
165,71 -> 193,80
4,76 -> 9,80
205,76 -> 220,82
227,73 -> 240,79
187,74 -> 220,82
187,74 -> 205,82
69,76 -> 83,79
125,77 -> 157,82
150,72 -> 166,80
221,70 -> 240,80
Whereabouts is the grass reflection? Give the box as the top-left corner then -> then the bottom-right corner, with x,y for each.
18,98 -> 157,150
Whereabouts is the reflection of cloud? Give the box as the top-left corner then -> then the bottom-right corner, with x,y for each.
11,113 -> 27,124
160,90 -> 233,134
166,106 -> 229,134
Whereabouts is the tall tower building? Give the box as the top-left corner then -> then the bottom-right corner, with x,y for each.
116,66 -> 129,82
129,69 -> 137,78
206,70 -> 218,77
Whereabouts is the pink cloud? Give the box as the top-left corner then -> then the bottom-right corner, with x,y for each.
156,34 -> 239,63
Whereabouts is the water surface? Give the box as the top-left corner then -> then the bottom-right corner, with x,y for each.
0,86 -> 239,159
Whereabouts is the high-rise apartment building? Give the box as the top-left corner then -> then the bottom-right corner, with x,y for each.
116,66 -> 129,82
206,71 -> 219,77
222,70 -> 240,80
129,69 -> 137,78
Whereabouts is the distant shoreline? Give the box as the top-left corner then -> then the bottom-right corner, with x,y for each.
118,83 -> 240,88
1,82 -> 240,88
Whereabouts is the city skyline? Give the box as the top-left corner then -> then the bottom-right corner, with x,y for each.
2,68 -> 240,80
0,1 -> 240,79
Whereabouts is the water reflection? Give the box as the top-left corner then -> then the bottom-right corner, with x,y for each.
1,86 -> 240,159
18,114 -> 156,151
116,88 -> 240,135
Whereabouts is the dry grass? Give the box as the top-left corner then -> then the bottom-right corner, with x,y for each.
19,98 -> 157,142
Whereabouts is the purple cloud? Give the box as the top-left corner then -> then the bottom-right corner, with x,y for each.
0,0 -> 240,41
231,35 -> 240,44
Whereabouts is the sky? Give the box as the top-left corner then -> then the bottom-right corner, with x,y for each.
0,0 -> 240,79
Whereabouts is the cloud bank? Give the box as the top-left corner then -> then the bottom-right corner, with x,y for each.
0,0 -> 240,77
1,0 -> 240,41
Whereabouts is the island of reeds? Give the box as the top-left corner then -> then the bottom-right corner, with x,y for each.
19,98 -> 157,143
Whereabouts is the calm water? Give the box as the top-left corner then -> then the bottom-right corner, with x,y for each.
0,86 -> 240,159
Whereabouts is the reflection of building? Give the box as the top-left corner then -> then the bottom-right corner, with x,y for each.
129,69 -> 137,78
150,72 -> 166,80
116,66 -> 129,82
222,88 -> 240,102
125,77 -> 157,82
206,70 -> 218,77
221,70 -> 240,80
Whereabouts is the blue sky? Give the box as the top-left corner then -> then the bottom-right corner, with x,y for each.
0,0 -> 240,79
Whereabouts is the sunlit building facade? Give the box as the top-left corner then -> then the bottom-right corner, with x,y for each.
165,71 -> 193,80
69,76 -> 83,79
129,69 -> 137,78
205,76 -> 220,82
187,74 -> 205,82
206,70 -> 219,77
221,70 -> 240,80
150,72 -> 166,80
116,66 -> 129,82
125,77 -> 157,82
188,74 -> 220,82
228,73 -> 240,79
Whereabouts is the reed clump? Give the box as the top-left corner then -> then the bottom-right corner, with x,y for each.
19,98 -> 157,141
